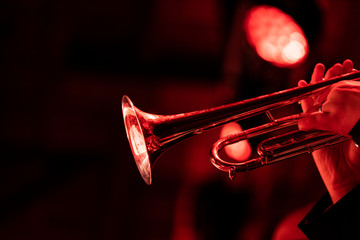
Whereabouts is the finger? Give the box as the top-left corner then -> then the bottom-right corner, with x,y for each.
298,80 -> 307,86
343,59 -> 354,73
324,63 -> 344,79
298,80 -> 313,112
310,63 -> 325,84
315,61 -> 353,106
308,63 -> 328,107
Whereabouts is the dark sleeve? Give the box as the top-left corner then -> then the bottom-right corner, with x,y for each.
298,184 -> 360,240
349,119 -> 360,147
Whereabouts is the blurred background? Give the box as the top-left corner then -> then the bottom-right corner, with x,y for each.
2,0 -> 360,239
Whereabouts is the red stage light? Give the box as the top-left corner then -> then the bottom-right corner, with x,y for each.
244,5 -> 308,67
220,122 -> 251,161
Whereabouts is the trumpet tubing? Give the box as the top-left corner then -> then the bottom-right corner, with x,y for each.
122,71 -> 360,185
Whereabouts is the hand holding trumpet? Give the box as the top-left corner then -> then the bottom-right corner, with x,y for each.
298,59 -> 360,203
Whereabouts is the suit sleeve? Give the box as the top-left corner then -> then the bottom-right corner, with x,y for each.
298,183 -> 360,239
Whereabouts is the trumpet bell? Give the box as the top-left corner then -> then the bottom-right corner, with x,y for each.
122,95 -> 152,185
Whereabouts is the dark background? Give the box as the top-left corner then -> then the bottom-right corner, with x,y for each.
2,0 -> 360,239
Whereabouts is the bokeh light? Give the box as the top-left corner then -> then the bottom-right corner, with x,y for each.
244,5 -> 309,67
220,122 -> 251,161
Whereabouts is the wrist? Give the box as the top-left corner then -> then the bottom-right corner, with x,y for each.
328,184 -> 356,204
327,174 -> 360,204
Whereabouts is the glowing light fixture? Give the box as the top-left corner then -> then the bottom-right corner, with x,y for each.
244,5 -> 309,67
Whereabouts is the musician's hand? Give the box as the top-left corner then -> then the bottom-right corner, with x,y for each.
298,59 -> 360,203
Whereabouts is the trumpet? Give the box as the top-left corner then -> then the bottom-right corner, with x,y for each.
122,71 -> 360,185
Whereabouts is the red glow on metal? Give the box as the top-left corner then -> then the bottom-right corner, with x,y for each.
244,5 -> 308,67
220,122 -> 251,161
122,96 -> 152,185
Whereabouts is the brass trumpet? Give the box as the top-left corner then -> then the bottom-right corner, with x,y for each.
122,71 -> 360,185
